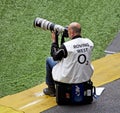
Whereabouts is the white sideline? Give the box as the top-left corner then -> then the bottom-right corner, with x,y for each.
19,99 -> 42,110
19,91 -> 44,110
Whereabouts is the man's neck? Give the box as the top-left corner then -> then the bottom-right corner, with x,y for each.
72,35 -> 81,39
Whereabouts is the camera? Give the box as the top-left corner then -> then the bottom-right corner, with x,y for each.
34,17 -> 68,37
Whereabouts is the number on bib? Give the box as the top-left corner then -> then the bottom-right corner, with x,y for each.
78,54 -> 88,65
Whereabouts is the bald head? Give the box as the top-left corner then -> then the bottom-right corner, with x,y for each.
68,22 -> 81,39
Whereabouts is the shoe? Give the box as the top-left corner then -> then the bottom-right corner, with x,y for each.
43,85 -> 56,97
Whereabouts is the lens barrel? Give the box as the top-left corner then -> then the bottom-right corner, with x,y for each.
34,17 -> 68,37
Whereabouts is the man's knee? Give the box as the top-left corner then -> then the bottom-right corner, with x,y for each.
46,57 -> 57,68
46,57 -> 52,65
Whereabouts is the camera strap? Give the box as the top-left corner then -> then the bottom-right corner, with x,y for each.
61,35 -> 65,45
55,31 -> 59,46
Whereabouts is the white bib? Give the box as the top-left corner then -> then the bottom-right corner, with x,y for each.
52,38 -> 94,83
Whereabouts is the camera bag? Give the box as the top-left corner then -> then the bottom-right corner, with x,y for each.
55,80 -> 95,105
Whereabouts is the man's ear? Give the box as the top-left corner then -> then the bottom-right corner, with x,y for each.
71,30 -> 75,37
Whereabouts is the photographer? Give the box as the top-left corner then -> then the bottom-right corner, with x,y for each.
43,22 -> 94,97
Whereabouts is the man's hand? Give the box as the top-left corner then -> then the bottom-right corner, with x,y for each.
51,31 -> 56,43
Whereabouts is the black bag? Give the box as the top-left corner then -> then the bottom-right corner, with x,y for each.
55,80 -> 96,105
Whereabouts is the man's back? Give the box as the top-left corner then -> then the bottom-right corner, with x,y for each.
52,37 -> 94,83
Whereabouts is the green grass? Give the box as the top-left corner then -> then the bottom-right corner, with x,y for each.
0,0 -> 120,97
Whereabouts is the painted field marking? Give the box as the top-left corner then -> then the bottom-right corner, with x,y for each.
19,91 -> 44,110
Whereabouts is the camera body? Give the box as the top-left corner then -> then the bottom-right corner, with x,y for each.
34,18 -> 68,37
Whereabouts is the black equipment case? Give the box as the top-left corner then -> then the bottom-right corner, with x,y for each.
55,80 -> 95,105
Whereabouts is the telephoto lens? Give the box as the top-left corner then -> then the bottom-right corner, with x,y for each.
34,17 -> 68,37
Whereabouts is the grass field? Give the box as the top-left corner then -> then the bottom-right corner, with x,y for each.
0,0 -> 120,97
